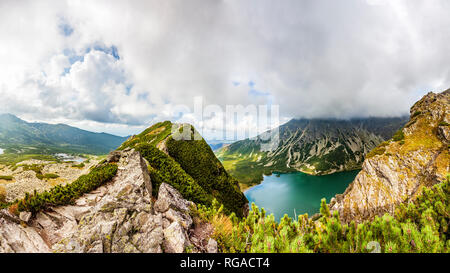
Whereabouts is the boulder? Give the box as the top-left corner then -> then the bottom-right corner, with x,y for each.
164,208 -> 193,229
106,151 -> 122,163
163,221 -> 189,253
206,238 -> 218,253
19,211 -> 32,223
154,183 -> 192,214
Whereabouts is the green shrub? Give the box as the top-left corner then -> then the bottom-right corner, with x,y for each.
21,164 -> 46,179
72,163 -> 85,168
22,164 -> 43,173
17,164 -> 118,214
136,143 -> 213,207
366,147 -> 386,158
197,175 -> 449,253
118,121 -> 173,150
366,141 -> 391,158
166,133 -> 248,217
438,121 -> 449,127
0,175 -> 13,181
43,173 -> 59,179
412,111 -> 422,118
392,129 -> 405,142
0,185 -> 6,204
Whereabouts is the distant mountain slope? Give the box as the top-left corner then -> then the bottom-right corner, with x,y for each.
0,114 -> 127,155
207,140 -> 235,151
216,117 -> 408,186
118,121 -> 248,217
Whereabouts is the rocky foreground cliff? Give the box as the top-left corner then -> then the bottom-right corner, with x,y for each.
0,149 -> 218,253
331,89 -> 449,223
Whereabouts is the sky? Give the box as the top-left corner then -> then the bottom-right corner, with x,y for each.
0,0 -> 450,140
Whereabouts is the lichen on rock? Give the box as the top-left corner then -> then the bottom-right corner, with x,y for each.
331,89 -> 450,223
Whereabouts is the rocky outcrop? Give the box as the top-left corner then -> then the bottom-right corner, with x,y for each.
0,149 -> 217,253
331,90 -> 449,223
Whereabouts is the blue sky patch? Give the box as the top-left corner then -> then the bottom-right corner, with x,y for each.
63,49 -> 84,65
125,84 -> 133,95
69,55 -> 84,64
58,22 -> 74,37
62,67 -> 71,76
87,45 -> 120,60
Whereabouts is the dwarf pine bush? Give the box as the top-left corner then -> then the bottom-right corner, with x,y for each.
166,133 -> 248,217
136,143 -> 213,207
16,163 -> 118,214
197,175 -> 449,253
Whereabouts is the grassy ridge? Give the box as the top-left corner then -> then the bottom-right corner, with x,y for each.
166,132 -> 248,217
136,143 -> 213,207
120,121 -> 248,217
118,121 -> 172,150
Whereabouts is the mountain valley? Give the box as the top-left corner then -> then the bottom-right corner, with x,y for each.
216,117 -> 408,187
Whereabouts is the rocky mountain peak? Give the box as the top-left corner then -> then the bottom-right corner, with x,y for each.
330,89 -> 449,223
0,149 -> 217,253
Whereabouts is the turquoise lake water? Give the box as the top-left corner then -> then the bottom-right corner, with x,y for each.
244,170 -> 360,221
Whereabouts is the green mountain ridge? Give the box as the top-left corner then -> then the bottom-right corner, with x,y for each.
216,117 -> 408,186
117,121 -> 248,217
0,114 -> 127,155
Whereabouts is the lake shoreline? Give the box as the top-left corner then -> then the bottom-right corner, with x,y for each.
243,170 -> 360,221
241,168 -> 362,194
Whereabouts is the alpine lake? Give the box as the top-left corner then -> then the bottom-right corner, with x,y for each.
244,170 -> 360,221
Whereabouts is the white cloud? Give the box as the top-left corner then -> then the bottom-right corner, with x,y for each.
0,0 -> 450,139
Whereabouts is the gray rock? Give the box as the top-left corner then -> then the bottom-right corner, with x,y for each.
206,238 -> 218,253
0,216 -> 50,253
154,183 -> 191,213
163,221 -> 189,253
19,211 -> 32,223
106,151 -> 122,163
164,208 -> 193,229
329,197 -> 337,207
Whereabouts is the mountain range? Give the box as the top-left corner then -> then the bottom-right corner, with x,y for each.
0,114 -> 127,155
0,89 -> 448,253
216,117 -> 408,186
